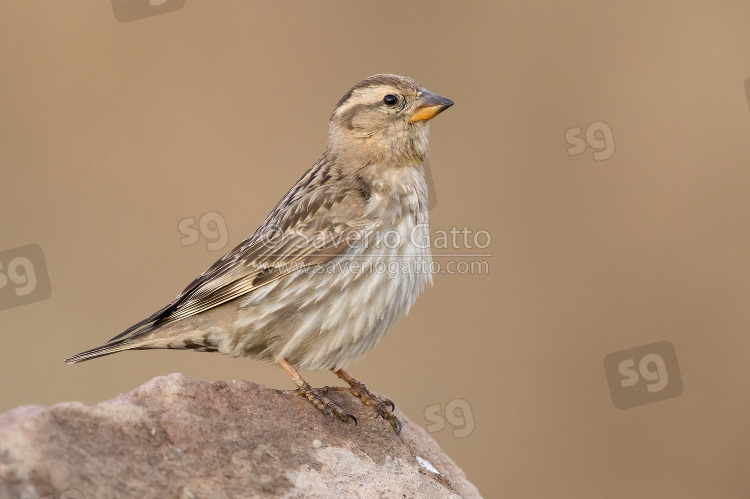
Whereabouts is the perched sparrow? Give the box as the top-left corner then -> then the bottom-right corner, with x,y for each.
66,74 -> 453,432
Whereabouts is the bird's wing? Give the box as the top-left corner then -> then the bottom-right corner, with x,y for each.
108,180 -> 370,344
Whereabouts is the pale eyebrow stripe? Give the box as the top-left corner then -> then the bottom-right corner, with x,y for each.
334,86 -> 397,116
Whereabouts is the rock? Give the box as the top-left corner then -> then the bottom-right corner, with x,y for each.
0,373 -> 480,498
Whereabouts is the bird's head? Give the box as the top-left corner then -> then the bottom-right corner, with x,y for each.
327,74 -> 453,164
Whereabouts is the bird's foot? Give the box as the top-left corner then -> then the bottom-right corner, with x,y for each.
294,382 -> 358,426
326,381 -> 401,433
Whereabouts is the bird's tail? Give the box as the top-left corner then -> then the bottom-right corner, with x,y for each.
65,339 -> 134,364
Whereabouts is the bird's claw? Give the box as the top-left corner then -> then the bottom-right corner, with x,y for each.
342,381 -> 401,434
375,402 -> 393,419
294,383 -> 357,425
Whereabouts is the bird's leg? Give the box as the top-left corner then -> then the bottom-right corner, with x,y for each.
279,358 -> 357,426
329,368 -> 401,433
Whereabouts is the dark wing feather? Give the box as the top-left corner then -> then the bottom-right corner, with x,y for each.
108,176 -> 369,344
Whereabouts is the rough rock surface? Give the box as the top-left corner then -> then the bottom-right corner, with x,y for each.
0,373 -> 480,498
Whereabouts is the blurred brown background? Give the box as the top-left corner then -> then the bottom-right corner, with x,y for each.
2,1 -> 750,497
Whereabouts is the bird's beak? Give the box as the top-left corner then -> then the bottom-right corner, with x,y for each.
409,89 -> 454,123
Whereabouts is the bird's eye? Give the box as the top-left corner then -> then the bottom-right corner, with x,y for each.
383,94 -> 398,106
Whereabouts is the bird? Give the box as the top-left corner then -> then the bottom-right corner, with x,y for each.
66,74 -> 453,432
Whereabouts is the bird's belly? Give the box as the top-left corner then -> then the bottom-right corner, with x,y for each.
225,222 -> 433,370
